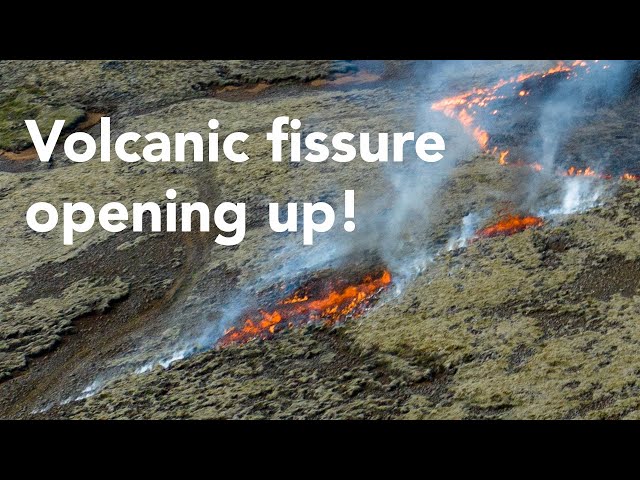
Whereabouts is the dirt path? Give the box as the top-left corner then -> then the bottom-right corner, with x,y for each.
0,171 -> 219,418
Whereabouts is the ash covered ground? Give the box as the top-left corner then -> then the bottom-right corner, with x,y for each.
2,60 -> 640,419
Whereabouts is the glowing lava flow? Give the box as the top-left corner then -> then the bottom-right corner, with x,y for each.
432,61 -> 640,182
621,173 -> 640,181
476,215 -> 544,238
218,270 -> 392,347
431,60 -> 592,165
563,166 -> 640,181
564,166 -> 610,179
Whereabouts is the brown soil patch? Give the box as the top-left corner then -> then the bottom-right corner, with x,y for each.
214,82 -> 272,101
208,70 -> 383,104
0,147 -> 38,161
0,227 -> 216,418
76,111 -> 103,131
0,111 -> 105,164
574,255 -> 640,301
310,71 -> 381,88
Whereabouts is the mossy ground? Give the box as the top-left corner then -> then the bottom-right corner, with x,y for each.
0,87 -> 84,151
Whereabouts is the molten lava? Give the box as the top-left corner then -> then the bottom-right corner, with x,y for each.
431,61 -> 593,168
621,173 -> 640,181
565,166 -> 598,178
562,167 -> 640,181
476,215 -> 543,238
431,62 -> 588,143
432,61 -> 640,183
218,269 -> 392,347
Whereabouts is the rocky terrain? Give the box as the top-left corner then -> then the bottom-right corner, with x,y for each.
1,60 -> 639,419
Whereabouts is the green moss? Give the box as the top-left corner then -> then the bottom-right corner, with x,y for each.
0,89 -> 84,151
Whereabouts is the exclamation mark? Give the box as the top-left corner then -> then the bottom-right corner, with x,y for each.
344,189 -> 355,232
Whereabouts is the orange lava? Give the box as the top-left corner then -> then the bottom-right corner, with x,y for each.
566,166 -> 596,177
563,168 -> 640,182
476,215 -> 544,238
432,61 -> 639,183
497,150 -> 543,171
218,270 -> 392,347
564,166 -> 614,180
621,173 -> 640,181
431,61 -> 592,168
431,61 -> 587,150
531,162 -> 544,172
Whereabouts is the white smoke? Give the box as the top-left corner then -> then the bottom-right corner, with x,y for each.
446,212 -> 481,251
540,177 -> 602,217
135,348 -> 191,374
526,61 -> 634,210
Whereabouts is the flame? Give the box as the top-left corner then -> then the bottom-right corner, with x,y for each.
474,127 -> 490,149
563,166 -> 614,180
621,173 -> 640,181
566,166 -> 596,177
476,215 -> 543,238
562,166 -> 640,181
498,149 -> 543,171
218,270 -> 392,347
282,293 -> 309,304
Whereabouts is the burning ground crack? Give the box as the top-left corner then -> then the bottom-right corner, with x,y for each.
218,269 -> 392,347
432,60 -> 640,181
476,215 -> 544,239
